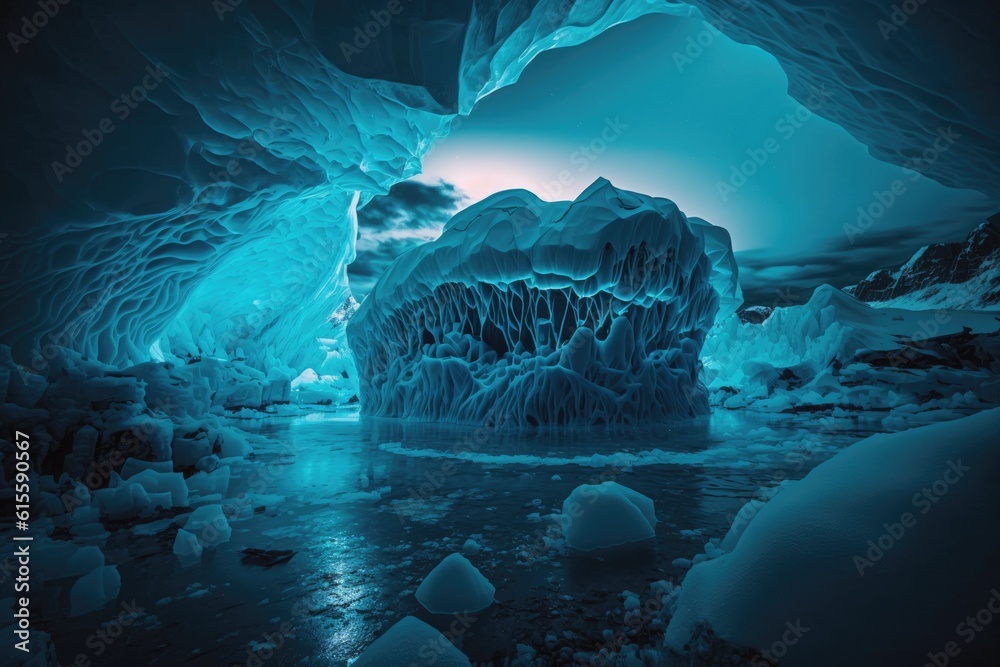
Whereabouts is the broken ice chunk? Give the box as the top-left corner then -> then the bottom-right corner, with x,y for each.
65,426 -> 99,480
185,465 -> 231,497
93,483 -> 151,520
183,504 -> 231,549
415,553 -> 495,614
561,481 -> 657,552
351,616 -> 471,667
70,565 -> 120,616
173,529 -> 203,567
121,457 -> 173,479
121,469 -> 189,507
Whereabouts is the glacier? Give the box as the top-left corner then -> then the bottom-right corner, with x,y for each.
348,178 -> 741,425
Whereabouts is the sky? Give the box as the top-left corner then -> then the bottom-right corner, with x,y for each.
350,180 -> 466,298
351,12 -> 997,306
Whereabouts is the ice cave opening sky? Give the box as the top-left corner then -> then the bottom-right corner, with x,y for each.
350,12 -> 997,305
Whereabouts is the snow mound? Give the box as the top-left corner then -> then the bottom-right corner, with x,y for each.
348,178 -> 741,425
665,408 -> 1000,666
351,616 -> 471,667
415,553 -> 495,614
561,481 -> 657,552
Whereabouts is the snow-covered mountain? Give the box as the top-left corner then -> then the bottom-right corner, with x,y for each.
846,214 -> 1000,310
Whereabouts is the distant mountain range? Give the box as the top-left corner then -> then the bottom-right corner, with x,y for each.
845,214 -> 1000,311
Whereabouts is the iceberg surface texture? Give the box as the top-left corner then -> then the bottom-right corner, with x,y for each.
348,179 -> 741,425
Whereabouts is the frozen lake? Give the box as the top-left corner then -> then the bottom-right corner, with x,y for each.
43,408 -> 886,666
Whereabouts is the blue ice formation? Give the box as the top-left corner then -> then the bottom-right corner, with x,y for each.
4,0 -> 992,388
665,407 -> 1000,666
703,284 -> 1000,414
348,179 -> 741,425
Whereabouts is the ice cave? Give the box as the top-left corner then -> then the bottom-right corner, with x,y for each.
1,1 -> 999,666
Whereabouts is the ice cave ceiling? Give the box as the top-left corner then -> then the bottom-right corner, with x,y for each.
1,0 -> 998,375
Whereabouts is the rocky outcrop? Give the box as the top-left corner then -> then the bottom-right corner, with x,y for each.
847,215 -> 1000,308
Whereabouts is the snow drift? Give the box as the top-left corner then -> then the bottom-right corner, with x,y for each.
665,407 -> 1000,666
348,178 -> 741,425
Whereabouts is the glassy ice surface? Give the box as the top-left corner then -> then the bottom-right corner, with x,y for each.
37,408 -> 885,666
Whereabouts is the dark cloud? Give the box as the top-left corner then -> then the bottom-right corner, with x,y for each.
349,180 -> 466,299
357,180 -> 466,232
737,203 -> 997,308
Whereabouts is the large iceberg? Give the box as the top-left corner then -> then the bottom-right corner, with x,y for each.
348,179 -> 741,425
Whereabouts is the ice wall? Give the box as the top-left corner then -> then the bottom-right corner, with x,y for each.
347,179 -> 741,425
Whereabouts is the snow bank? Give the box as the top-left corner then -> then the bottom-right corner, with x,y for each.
561,481 -> 657,552
665,408 -> 1000,665
415,553 -> 495,614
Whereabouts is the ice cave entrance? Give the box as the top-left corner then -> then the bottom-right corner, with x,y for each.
330,12 -> 986,425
